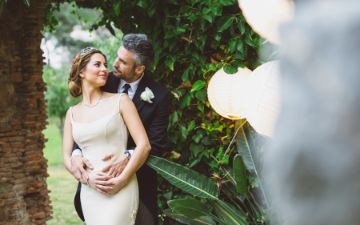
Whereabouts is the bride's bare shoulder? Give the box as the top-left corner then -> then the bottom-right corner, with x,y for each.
102,92 -> 118,98
69,102 -> 81,112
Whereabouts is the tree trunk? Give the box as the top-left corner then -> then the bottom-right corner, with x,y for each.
0,0 -> 51,224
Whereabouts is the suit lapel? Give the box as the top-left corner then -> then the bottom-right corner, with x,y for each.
112,75 -> 121,93
132,75 -> 148,112
104,72 -> 121,93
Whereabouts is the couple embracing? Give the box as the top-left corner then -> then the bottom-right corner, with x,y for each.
63,33 -> 171,225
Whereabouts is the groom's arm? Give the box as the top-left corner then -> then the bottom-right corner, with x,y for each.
147,90 -> 171,156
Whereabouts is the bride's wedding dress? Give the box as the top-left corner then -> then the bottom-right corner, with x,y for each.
70,94 -> 138,225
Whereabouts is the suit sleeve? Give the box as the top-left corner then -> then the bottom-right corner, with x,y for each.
72,142 -> 80,152
147,90 -> 171,156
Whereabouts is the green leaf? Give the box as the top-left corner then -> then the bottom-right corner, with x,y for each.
228,38 -> 238,53
187,120 -> 196,131
214,34 -> 221,42
180,94 -> 192,109
233,154 -> 248,196
238,19 -> 246,35
170,111 -> 179,126
202,14 -> 213,23
180,124 -> 189,139
218,16 -> 234,33
136,0 -> 148,8
165,56 -> 175,71
164,209 -> 215,225
176,27 -> 186,35
191,80 -> 206,93
219,0 -> 235,6
211,6 -> 222,16
113,2 -> 121,16
190,143 -> 205,158
197,103 -> 205,113
146,155 -> 219,199
237,41 -> 244,54
182,68 -> 191,82
192,131 -> 203,143
245,35 -> 257,48
223,65 -> 238,74
235,122 -> 257,172
195,90 -> 207,101
212,200 -> 248,225
168,199 -> 212,219
236,122 -> 270,206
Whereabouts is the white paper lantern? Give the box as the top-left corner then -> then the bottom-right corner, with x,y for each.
238,0 -> 294,44
207,67 -> 253,120
246,61 -> 281,136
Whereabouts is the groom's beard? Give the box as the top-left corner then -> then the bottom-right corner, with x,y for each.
113,68 -> 139,83
112,69 -> 121,78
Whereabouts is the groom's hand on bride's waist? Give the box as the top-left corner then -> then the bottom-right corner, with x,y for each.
101,153 -> 129,177
70,155 -> 94,184
93,173 -> 128,195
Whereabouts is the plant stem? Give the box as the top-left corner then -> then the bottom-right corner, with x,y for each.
224,119 -> 247,157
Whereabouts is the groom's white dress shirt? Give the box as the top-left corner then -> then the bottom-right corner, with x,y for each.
118,73 -> 144,100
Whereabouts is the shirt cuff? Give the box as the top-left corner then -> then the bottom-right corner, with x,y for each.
124,149 -> 134,160
72,149 -> 83,157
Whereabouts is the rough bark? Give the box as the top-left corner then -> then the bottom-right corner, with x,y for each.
0,0 -> 51,224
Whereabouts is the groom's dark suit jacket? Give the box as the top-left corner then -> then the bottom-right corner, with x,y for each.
74,72 -> 171,223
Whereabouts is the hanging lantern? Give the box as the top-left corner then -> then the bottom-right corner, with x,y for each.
238,0 -> 294,44
246,61 -> 281,136
207,67 -> 253,120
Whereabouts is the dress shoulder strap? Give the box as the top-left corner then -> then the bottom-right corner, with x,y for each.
116,93 -> 126,113
68,106 -> 74,123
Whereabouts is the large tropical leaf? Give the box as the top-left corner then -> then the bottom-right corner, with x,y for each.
168,199 -> 210,218
235,122 -> 258,173
212,200 -> 248,225
235,122 -> 269,206
164,209 -> 215,225
167,199 -> 216,225
233,154 -> 248,196
146,155 -> 219,199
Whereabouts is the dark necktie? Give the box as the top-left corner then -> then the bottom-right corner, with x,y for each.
122,84 -> 131,94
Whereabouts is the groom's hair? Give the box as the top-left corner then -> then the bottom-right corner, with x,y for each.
122,33 -> 154,67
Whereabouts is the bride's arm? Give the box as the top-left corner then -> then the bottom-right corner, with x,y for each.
63,109 -> 90,184
63,110 -> 74,173
95,94 -> 151,194
118,94 -> 151,180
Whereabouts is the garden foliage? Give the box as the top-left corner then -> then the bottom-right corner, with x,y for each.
44,0 -> 263,224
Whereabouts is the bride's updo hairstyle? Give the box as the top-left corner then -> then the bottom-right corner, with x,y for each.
68,47 -> 107,97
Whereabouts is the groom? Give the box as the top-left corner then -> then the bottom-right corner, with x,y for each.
70,33 -> 171,225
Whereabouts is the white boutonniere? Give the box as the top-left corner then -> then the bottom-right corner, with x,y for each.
140,87 -> 155,103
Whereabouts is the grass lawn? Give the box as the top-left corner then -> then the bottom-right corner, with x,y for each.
43,119 -> 63,166
47,166 -> 82,225
44,118 -> 82,225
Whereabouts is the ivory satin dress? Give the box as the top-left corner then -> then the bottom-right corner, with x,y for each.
69,94 -> 138,225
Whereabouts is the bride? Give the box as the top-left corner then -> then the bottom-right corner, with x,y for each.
62,47 -> 150,225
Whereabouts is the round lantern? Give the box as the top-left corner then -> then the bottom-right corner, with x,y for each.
207,67 -> 253,120
246,61 -> 281,136
238,0 -> 294,44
